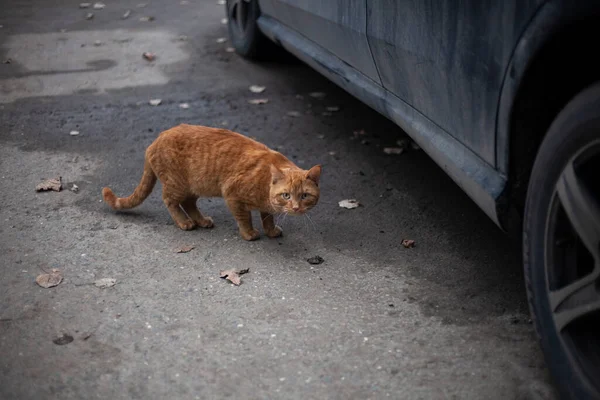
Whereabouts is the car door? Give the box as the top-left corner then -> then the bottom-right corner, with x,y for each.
366,0 -> 544,167
263,0 -> 381,84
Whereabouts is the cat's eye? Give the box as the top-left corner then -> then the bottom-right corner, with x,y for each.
281,193 -> 291,200
301,193 -> 309,199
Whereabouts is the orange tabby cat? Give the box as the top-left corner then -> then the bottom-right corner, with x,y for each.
102,124 -> 321,240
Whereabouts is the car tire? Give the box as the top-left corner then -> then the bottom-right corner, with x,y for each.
524,82 -> 600,400
225,0 -> 279,60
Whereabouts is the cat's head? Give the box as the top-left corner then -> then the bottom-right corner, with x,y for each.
269,164 -> 321,215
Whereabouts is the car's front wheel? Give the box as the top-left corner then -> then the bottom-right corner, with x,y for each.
524,82 -> 600,400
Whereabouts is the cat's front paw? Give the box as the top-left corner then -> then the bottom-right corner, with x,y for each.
198,216 -> 214,228
177,220 -> 197,231
266,226 -> 283,238
240,228 -> 260,241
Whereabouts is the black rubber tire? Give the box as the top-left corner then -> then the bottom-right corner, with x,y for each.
524,82 -> 600,400
225,0 -> 278,61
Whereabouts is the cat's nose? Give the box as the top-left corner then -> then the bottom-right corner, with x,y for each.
292,205 -> 300,211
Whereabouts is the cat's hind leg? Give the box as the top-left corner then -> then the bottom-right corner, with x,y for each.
181,198 -> 214,228
162,189 -> 196,231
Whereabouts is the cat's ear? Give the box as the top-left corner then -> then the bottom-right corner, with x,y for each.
270,164 -> 285,185
306,165 -> 321,185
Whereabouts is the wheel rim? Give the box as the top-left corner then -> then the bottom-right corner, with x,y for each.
228,0 -> 251,38
545,139 -> 600,389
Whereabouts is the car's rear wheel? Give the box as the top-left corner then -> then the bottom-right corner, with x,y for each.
524,82 -> 600,400
226,0 -> 276,60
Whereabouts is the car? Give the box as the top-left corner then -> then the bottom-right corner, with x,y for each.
225,1 -> 600,399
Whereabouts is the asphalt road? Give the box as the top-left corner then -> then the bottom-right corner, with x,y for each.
0,1 -> 557,399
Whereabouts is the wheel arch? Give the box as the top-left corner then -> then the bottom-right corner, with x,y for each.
496,0 -> 600,236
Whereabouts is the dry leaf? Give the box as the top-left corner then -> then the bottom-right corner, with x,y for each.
53,333 -> 74,345
216,37 -> 227,43
36,177 -> 62,192
122,10 -> 131,19
307,256 -> 324,265
401,239 -> 415,248
94,278 -> 116,288
93,2 -> 105,9
142,52 -> 155,61
225,47 -> 235,53
179,103 -> 190,109
69,130 -> 80,136
175,245 -> 195,253
326,106 -> 340,112
249,85 -> 266,93
36,269 -> 63,288
149,98 -> 162,106
309,92 -> 326,98
85,12 -> 94,20
139,16 -> 154,21
287,111 -> 301,117
220,268 -> 249,286
79,2 -> 91,8
248,98 -> 268,105
339,199 -> 360,209
383,147 -> 404,155
221,18 -> 228,24
70,184 -> 79,193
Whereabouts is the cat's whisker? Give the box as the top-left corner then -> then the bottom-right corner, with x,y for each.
305,213 -> 317,231
282,212 -> 289,228
275,212 -> 289,228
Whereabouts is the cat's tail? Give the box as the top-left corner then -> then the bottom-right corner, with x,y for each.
102,160 -> 157,210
